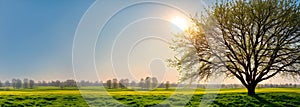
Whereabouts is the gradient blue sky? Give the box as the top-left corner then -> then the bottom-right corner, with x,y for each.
0,0 -> 298,84
0,0 -> 210,82
0,0 -> 94,81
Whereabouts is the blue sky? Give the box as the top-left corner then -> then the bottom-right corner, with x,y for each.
0,0 -> 297,84
0,0 -> 95,80
0,0 -> 209,82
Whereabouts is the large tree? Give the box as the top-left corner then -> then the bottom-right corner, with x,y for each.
168,0 -> 300,95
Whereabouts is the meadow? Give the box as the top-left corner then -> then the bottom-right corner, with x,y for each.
0,87 -> 299,107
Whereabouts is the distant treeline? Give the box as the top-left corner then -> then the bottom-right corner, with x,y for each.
0,78 -> 298,90
102,77 -> 300,90
104,77 -> 173,90
0,79 -> 81,89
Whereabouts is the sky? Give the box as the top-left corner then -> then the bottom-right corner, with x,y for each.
0,0 -> 298,84
0,0 -> 215,83
72,0 -> 210,83
0,0 -> 95,81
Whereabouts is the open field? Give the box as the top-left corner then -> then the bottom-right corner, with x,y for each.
0,87 -> 299,106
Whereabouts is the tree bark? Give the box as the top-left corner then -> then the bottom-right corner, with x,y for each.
247,84 -> 257,96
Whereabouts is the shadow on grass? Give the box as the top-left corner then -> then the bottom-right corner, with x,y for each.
251,94 -> 280,107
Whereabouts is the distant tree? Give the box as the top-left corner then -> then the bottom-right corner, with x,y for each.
119,79 -> 125,89
99,81 -> 103,86
145,77 -> 151,90
80,80 -> 86,87
118,79 -> 129,89
23,78 -> 29,89
55,80 -> 61,87
124,79 -> 129,88
42,81 -> 47,86
106,80 -> 112,89
60,83 -> 65,89
0,81 -> 3,88
151,77 -> 158,89
16,79 -> 22,89
139,78 -> 145,89
168,0 -> 300,95
130,81 -> 136,88
165,81 -> 170,90
29,80 -> 35,89
94,81 -> 102,86
4,80 -> 10,87
65,79 -> 76,87
12,79 -> 16,89
112,78 -> 118,89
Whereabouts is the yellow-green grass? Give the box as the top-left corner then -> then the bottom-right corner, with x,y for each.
1,87 -> 299,94
0,87 -> 299,96
87,87 -> 300,95
0,87 -> 299,106
0,90 -> 81,95
217,88 -> 300,93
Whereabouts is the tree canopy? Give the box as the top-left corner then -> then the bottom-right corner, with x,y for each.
168,0 -> 300,95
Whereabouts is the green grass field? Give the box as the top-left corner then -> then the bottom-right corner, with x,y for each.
0,87 -> 299,107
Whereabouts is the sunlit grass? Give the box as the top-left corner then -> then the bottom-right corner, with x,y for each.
1,87 -> 299,95
0,87 -> 299,106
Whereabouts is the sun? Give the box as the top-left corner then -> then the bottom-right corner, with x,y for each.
171,16 -> 188,31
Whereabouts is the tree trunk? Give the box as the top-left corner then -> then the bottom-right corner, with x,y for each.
247,86 -> 255,95
247,83 -> 257,96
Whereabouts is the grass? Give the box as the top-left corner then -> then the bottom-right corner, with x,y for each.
0,94 -> 88,107
0,87 -> 299,106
